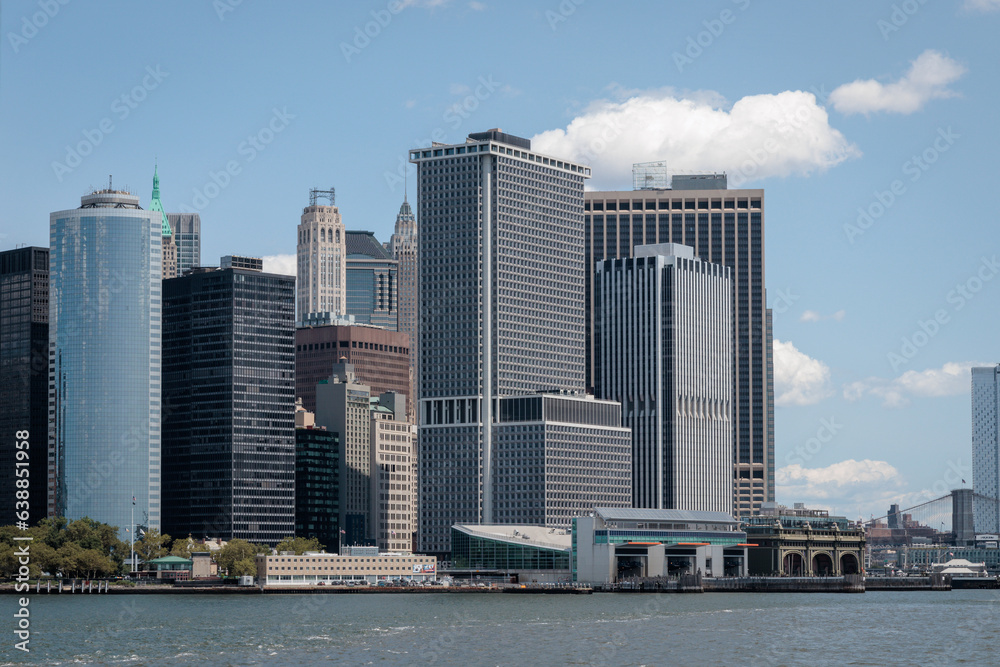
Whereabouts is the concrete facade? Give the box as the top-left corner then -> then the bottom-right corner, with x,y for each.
297,199 -> 346,319
255,551 -> 436,585
585,185 -> 773,517
595,243 -> 733,513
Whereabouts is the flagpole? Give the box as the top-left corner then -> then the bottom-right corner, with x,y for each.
130,494 -> 135,576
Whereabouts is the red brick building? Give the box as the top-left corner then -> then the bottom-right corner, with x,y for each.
296,324 -> 411,417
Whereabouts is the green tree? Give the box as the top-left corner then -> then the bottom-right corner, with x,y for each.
170,536 -> 211,559
134,528 -> 171,563
274,536 -> 325,555
216,539 -> 269,576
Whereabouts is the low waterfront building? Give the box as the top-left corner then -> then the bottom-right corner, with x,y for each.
744,503 -> 865,576
147,555 -> 194,580
254,551 -> 437,585
573,508 -> 749,583
451,524 -> 572,584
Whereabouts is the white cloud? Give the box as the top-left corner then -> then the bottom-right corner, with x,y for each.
963,0 -> 1000,11
776,459 -> 905,517
843,361 -> 987,408
262,254 -> 296,276
469,1 -> 487,10
531,88 -> 859,190
773,339 -> 833,406
829,50 -> 966,115
404,99 -> 417,109
800,309 -> 845,323
449,83 -> 471,95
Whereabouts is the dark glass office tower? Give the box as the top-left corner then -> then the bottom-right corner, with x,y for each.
0,247 -> 49,526
162,260 -> 296,545
585,177 -> 773,517
295,426 -> 339,551
345,231 -> 398,331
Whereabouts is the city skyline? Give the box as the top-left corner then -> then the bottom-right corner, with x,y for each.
2,1 -> 1000,520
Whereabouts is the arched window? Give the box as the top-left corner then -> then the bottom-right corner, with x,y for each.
321,228 -> 326,243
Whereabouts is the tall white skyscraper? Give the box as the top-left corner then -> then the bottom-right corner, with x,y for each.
410,130 -> 631,555
596,243 -> 733,514
50,187 -> 162,537
972,364 -> 1000,534
296,188 -> 345,320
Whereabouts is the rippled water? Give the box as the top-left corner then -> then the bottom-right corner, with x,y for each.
2,590 -> 997,666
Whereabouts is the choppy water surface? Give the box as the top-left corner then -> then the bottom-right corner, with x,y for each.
2,590 -> 997,666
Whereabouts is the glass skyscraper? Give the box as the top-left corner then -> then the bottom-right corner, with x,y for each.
410,130 -> 631,555
345,230 -> 398,331
0,247 -> 49,526
166,213 -> 201,275
972,364 -> 1000,534
49,188 -> 162,537
161,260 -> 296,545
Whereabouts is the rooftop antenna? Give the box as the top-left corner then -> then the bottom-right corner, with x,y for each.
309,187 -> 336,207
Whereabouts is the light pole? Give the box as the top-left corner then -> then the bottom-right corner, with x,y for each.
130,494 -> 136,576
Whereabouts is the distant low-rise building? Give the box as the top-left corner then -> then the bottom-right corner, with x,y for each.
574,507 -> 749,583
254,551 -> 436,586
744,502 -> 865,576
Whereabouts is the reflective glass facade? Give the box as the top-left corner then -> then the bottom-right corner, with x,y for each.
50,192 -> 162,537
167,213 -> 201,275
451,527 -> 570,571
345,231 -> 398,331
295,427 -> 339,551
161,266 -> 296,545
0,247 -> 49,525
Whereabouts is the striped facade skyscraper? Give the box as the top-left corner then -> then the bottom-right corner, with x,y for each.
585,176 -> 773,517
972,364 -> 1000,534
596,243 -> 733,514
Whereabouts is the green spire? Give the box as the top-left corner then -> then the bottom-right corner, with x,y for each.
150,163 -> 171,237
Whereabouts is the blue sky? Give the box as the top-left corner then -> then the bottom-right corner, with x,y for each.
2,0 -> 998,522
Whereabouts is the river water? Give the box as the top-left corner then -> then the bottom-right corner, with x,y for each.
2,590 -> 997,666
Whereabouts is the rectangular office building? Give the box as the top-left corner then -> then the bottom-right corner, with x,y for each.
162,260 -> 296,545
585,179 -> 772,516
596,243 -> 733,513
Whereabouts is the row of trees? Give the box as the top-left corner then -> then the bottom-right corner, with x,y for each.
0,518 -> 325,579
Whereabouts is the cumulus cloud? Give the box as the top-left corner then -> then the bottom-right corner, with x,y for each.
776,459 -> 905,517
773,339 -> 833,406
800,309 -> 845,323
829,50 -> 966,115
531,88 -> 859,189
843,361 -> 987,407
963,0 -> 1000,11
262,254 -> 296,276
